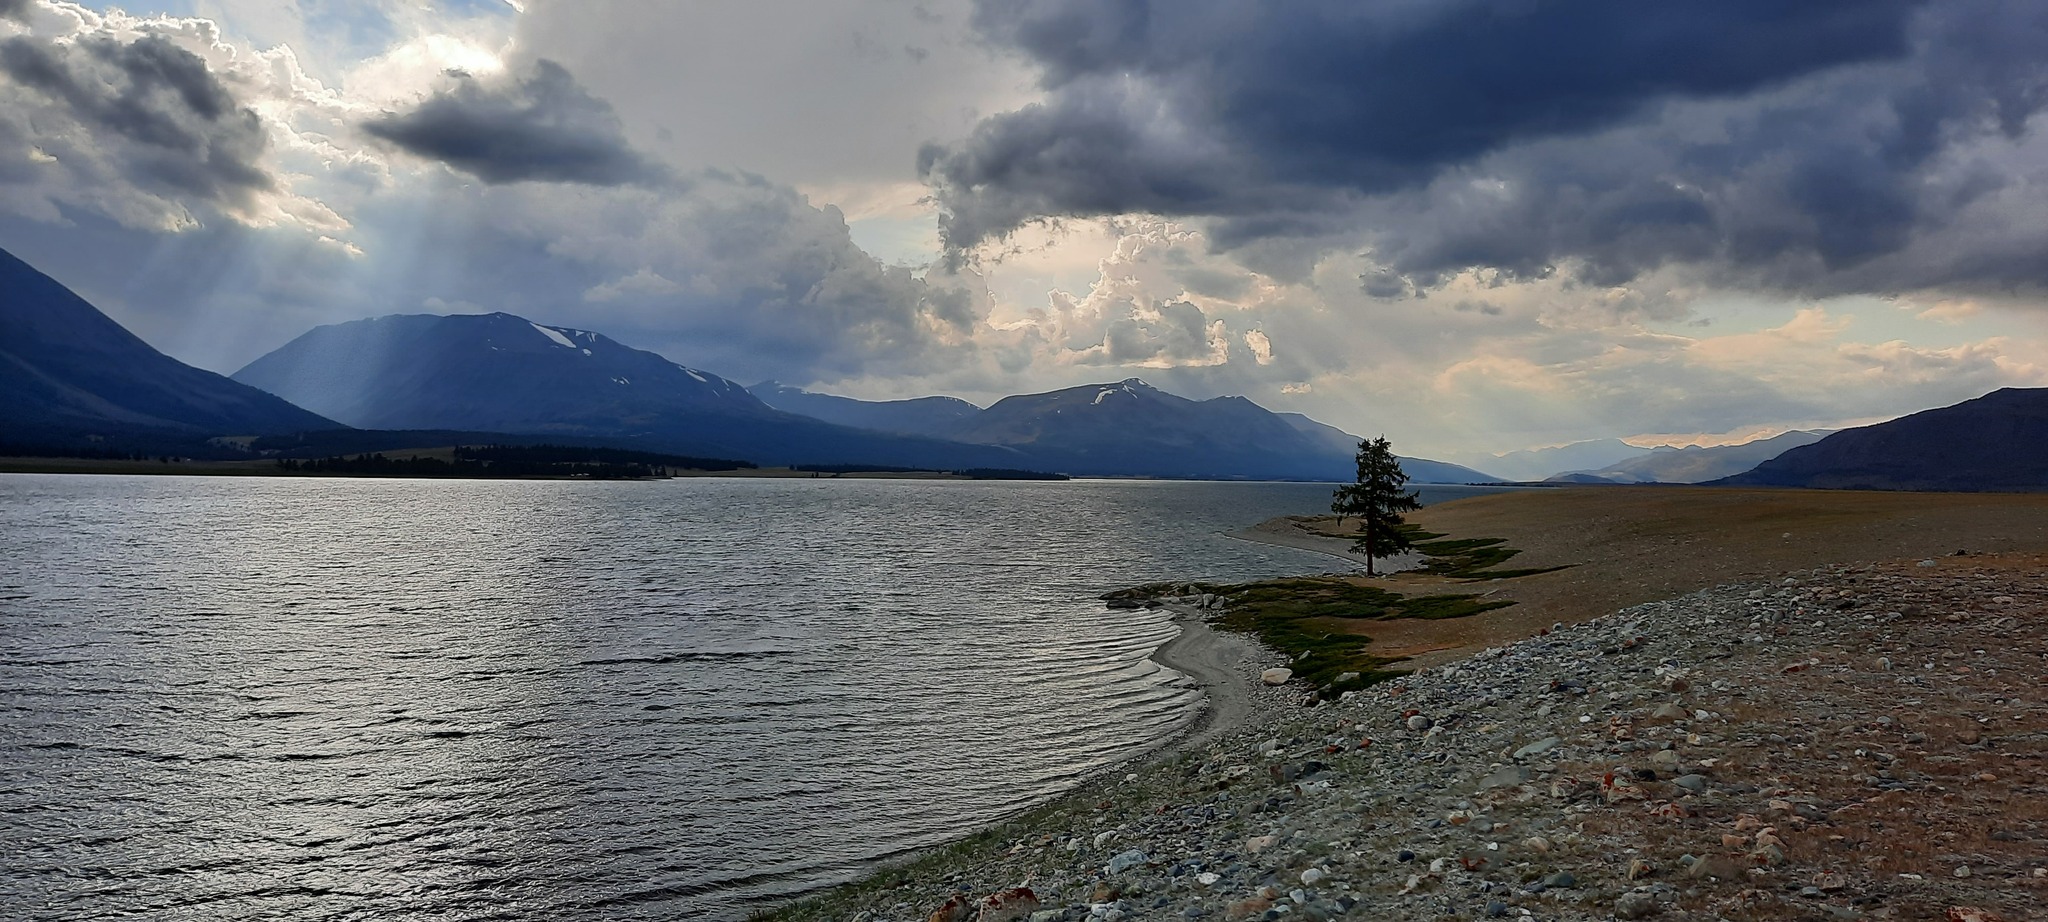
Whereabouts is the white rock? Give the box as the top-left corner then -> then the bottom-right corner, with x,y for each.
1261,667 -> 1294,686
1513,736 -> 1560,759
1300,867 -> 1327,886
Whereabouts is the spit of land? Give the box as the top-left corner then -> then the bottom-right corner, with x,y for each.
767,486 -> 2048,922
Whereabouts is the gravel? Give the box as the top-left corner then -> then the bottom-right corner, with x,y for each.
768,560 -> 2048,922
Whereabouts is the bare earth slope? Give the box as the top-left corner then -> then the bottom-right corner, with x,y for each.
1338,486 -> 2048,668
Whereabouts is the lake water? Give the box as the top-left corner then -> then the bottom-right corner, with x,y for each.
0,475 -> 1508,920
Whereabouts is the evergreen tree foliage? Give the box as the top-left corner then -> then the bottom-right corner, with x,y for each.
1330,436 -> 1422,576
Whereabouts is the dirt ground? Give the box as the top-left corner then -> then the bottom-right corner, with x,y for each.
1342,486 -> 2048,668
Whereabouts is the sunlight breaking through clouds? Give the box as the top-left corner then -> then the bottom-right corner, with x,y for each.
1,0 -> 2045,456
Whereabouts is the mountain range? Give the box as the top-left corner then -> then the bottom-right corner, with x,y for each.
1717,388 -> 2048,491
1454,438 -> 1651,482
1548,430 -> 1832,484
14,242 -> 2046,491
230,313 -> 1027,470
0,247 -> 336,447
751,379 -> 1496,482
226,306 -> 1491,480
748,381 -> 980,438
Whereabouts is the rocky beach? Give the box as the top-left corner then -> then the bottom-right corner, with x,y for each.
767,548 -> 2046,922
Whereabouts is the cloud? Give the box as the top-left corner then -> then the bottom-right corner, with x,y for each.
0,26 -> 276,226
0,0 -> 29,24
361,58 -> 665,185
927,0 -> 2048,300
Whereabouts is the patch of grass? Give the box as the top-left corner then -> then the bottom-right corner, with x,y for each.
1307,520 -> 1567,580
1402,525 -> 1574,581
1111,577 -> 1513,694
1215,577 -> 1509,691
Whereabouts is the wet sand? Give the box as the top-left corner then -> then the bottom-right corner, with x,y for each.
1142,606 -> 1272,758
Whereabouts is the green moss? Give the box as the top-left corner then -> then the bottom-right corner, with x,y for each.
1198,577 -> 1510,693
1400,525 -> 1573,581
1307,521 -> 1564,580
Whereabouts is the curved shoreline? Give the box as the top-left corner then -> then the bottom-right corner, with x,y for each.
1141,606 -> 1273,760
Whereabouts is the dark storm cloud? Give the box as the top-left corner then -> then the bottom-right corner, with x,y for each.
927,0 -> 1925,245
1367,0 -> 2048,295
928,0 -> 2048,295
0,0 -> 30,23
362,59 -> 665,186
0,32 -> 275,207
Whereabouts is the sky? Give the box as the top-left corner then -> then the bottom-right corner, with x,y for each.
2,0 -> 2046,461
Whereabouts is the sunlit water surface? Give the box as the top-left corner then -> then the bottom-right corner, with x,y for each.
0,475 -> 1509,920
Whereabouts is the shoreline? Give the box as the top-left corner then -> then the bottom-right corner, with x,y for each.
1141,606 -> 1287,760
769,489 -> 2048,921
770,555 -> 2048,922
1227,515 -> 1425,574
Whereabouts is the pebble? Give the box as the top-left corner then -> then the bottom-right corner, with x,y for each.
786,568 -> 2042,922
1614,891 -> 1658,918
1512,736 -> 1559,759
1105,849 -> 1148,874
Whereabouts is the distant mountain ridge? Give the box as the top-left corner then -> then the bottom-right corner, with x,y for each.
1457,438 -> 1651,482
1716,389 -> 2048,491
1550,430 -> 1831,484
232,313 -> 1028,469
3,235 -> 1501,482
234,313 -> 771,432
763,377 -> 1496,482
748,382 -> 980,438
0,246 -> 336,441
936,378 -> 1343,480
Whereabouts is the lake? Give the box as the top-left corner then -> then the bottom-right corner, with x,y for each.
0,475 -> 1509,920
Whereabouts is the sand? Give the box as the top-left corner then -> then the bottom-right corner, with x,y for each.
1142,607 -> 1276,757
1274,484 -> 2048,670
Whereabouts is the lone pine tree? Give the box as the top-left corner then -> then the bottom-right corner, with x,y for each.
1331,436 -> 1422,576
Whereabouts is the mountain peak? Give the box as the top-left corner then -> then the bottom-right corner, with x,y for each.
0,246 -> 337,438
231,311 -> 762,432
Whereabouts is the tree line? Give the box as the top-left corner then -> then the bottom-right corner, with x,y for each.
271,444 -> 756,479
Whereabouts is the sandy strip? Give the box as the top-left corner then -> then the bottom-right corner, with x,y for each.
1227,516 -> 1425,573
1141,606 -> 1266,759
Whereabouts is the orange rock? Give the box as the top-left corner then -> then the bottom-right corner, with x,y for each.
975,888 -> 1040,922
929,894 -> 972,922
1946,909 -> 2007,922
1226,897 -> 1273,920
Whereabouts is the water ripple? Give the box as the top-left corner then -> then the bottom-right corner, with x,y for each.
0,474 -> 1503,920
